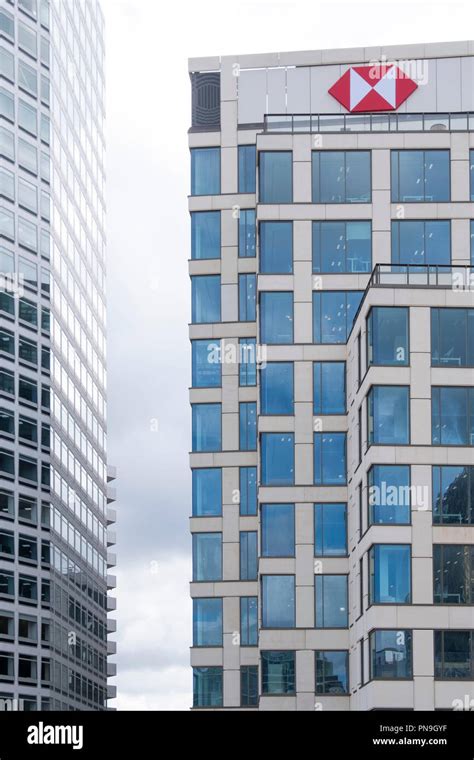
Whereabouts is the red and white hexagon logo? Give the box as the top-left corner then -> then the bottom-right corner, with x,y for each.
328,64 -> 418,112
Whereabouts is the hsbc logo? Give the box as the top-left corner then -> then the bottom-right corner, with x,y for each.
328,64 -> 418,112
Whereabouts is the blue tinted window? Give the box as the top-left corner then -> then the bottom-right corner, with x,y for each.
260,362 -> 294,415
262,575 -> 295,628
432,387 -> 474,445
259,151 -> 292,203
192,468 -> 222,517
312,151 -> 371,203
313,362 -> 345,414
261,504 -> 295,557
193,598 -> 223,646
191,211 -> 220,260
240,467 -> 257,516
313,221 -> 371,273
314,433 -> 347,486
316,651 -> 349,694
432,466 -> 474,525
369,465 -> 411,525
370,544 -> 411,604
241,665 -> 258,706
239,210 -> 256,258
261,433 -> 294,486
191,148 -> 220,196
315,575 -> 348,628
192,276 -> 221,324
240,531 -> 257,580
239,338 -> 257,386
368,307 -> 409,366
240,597 -> 258,646
313,291 -> 363,344
192,340 -> 221,388
469,150 -> 473,201
239,146 -> 256,194
239,402 -> 257,451
260,222 -> 293,274
192,404 -> 221,452
261,651 -> 295,694
431,309 -> 474,367
434,545 -> 474,604
370,630 -> 412,678
193,667 -> 222,707
260,292 -> 293,345
391,150 -> 450,202
192,532 -> 222,581
239,274 -> 256,322
391,221 -> 451,267
368,386 -> 410,445
314,503 -> 347,556
471,221 -> 474,264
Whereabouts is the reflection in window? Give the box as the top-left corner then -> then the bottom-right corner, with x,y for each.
191,275 -> 221,324
261,504 -> 295,557
240,665 -> 258,706
434,545 -> 474,604
432,466 -> 474,525
239,402 -> 257,451
260,362 -> 293,415
240,597 -> 258,646
240,467 -> 257,516
238,210 -> 256,258
239,339 -> 256,387
192,340 -> 221,388
191,404 -> 221,452
261,651 -> 295,694
368,386 -> 410,445
191,148 -> 220,196
259,151 -> 292,204
191,211 -> 220,260
314,433 -> 347,485
240,531 -> 257,581
315,651 -> 349,694
193,667 -> 223,707
193,598 -> 222,647
238,145 -> 256,194
435,631 -> 474,679
260,292 -> 293,345
432,387 -> 474,446
313,221 -> 371,273
367,307 -> 409,366
238,274 -> 256,322
192,469 -> 222,517
370,630 -> 413,679
192,533 -> 222,581
261,433 -> 294,485
369,544 -> 411,604
262,575 -> 295,628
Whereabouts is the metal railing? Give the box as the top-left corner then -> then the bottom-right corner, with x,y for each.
368,264 -> 473,289
263,112 -> 474,134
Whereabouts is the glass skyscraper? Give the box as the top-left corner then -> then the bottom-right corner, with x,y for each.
0,0 -> 115,710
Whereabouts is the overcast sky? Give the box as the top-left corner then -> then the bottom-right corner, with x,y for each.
102,0 -> 474,710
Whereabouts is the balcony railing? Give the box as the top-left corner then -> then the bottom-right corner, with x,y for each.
368,264 -> 473,289
264,112 -> 474,134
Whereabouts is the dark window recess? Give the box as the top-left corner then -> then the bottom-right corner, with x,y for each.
191,72 -> 221,129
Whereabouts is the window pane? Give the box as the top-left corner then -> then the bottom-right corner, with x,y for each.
314,503 -> 347,556
434,545 -> 473,604
313,151 -> 371,203
260,221 -> 293,274
259,152 -> 292,203
431,309 -> 473,367
239,145 -> 256,194
435,631 -> 472,679
193,667 -> 223,707
239,209 -> 256,258
315,575 -> 348,628
261,651 -> 295,694
240,531 -> 257,580
191,148 -> 220,195
391,221 -> 451,267
240,597 -> 258,646
368,307 -> 409,366
192,340 -> 221,388
239,402 -> 257,451
370,630 -> 413,679
316,651 -> 348,694
368,386 -> 410,445
313,362 -> 345,414
240,665 -> 258,706
192,469 -> 222,517
193,598 -> 222,646
239,274 -> 256,321
260,292 -> 293,344
239,339 -> 257,386
191,212 -> 220,260
260,362 -> 294,415
432,466 -> 473,525
432,387 -> 472,446
370,545 -> 411,604
313,291 -> 363,344
240,467 -> 257,516
314,433 -> 347,485
262,504 -> 295,557
262,575 -> 295,628
191,276 -> 221,323
369,465 -> 411,525
261,433 -> 294,486
392,150 -> 450,202
192,404 -> 221,452
192,533 -> 222,581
